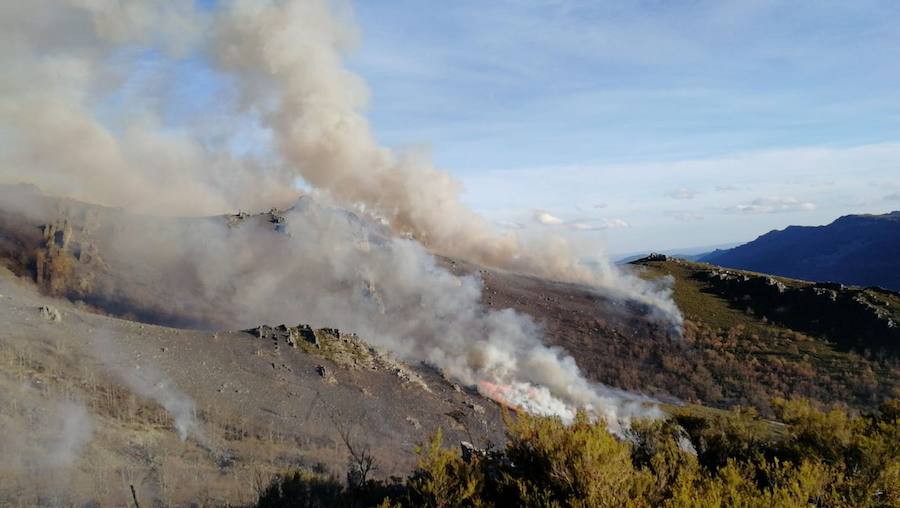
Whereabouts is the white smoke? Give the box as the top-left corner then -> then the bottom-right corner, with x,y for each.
91,333 -> 204,443
0,0 -> 298,216
209,0 -> 680,321
0,383 -> 94,474
0,0 -> 681,424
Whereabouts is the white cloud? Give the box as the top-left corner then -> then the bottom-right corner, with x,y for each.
569,218 -> 630,231
665,187 -> 699,200
534,210 -> 564,225
730,197 -> 816,214
462,142 -> 900,252
885,192 -> 900,202
533,210 -> 628,230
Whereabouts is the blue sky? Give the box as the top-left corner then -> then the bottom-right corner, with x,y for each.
343,0 -> 900,254
120,1 -> 900,255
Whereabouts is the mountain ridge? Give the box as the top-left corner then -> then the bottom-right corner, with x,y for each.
700,210 -> 900,291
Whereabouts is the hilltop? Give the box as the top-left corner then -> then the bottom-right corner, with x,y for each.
700,211 -> 900,291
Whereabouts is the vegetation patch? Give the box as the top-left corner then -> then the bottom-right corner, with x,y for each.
255,397 -> 900,507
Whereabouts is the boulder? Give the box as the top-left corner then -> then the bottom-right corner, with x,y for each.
39,305 -> 61,322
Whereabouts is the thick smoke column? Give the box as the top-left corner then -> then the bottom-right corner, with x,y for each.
0,1 -> 680,424
210,0 -> 680,321
0,0 -> 298,216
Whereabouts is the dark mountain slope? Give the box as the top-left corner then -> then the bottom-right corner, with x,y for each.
701,211 -> 900,291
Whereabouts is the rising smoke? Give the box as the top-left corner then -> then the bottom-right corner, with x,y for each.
92,332 -> 205,443
0,382 -> 94,496
0,0 -> 680,424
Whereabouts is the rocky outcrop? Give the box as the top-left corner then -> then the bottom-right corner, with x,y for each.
635,253 -> 669,263
696,268 -> 900,355
246,323 -> 431,391
226,208 -> 288,233
33,220 -> 100,297
249,324 -> 320,348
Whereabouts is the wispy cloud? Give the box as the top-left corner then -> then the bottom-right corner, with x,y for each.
463,142 -> 900,252
569,218 -> 630,231
665,187 -> 699,200
497,219 -> 525,230
665,211 -> 704,222
730,197 -> 816,214
533,210 -> 628,231
885,192 -> 900,202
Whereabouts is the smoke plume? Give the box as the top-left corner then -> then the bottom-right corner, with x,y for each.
93,333 -> 204,443
0,383 -> 94,492
0,1 -> 680,424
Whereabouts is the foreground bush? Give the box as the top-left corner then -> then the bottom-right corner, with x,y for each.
255,398 -> 899,507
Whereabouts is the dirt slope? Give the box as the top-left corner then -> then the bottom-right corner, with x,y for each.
0,267 -> 504,506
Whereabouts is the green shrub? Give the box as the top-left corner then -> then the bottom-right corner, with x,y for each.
253,398 -> 900,507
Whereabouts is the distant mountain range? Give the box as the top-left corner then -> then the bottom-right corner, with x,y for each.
700,211 -> 900,291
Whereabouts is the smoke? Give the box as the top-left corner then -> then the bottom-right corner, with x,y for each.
0,383 -> 94,477
0,1 -> 681,424
208,0 -> 680,321
21,196 -> 652,424
0,0 -> 298,216
92,333 -> 204,443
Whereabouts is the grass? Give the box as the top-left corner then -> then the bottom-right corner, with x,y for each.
631,259 -> 899,414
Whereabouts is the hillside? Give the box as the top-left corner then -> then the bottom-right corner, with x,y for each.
700,211 -> 900,291
624,257 -> 899,414
1,187 -> 899,504
1,186 -> 897,419
0,265 -> 506,506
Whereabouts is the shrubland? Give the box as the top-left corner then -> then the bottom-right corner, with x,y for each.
254,397 -> 900,507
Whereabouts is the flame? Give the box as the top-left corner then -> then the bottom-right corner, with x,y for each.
477,380 -> 576,422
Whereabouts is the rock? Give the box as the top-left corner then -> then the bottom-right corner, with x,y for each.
274,324 -> 296,347
249,325 -> 274,340
406,416 -> 422,430
446,409 -> 466,424
226,211 -> 250,228
460,441 -> 481,463
316,365 -> 327,377
39,305 -> 61,322
296,324 -> 319,347
248,324 -> 319,348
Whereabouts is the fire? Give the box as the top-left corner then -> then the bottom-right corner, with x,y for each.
477,380 -> 576,422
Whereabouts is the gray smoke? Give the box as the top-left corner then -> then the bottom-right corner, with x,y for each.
0,1 -> 680,424
93,333 -> 204,443
45,196 -> 654,423
210,0 -> 680,322
0,383 -> 94,480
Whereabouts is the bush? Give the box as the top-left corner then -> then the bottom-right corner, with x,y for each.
253,398 -> 900,507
